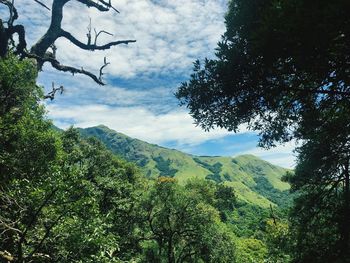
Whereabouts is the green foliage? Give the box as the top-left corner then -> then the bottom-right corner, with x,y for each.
80,126 -> 295,262
193,158 -> 223,175
1,126 -> 147,262
81,127 -> 291,208
0,56 -> 147,262
193,160 -> 223,183
0,54 -> 293,262
176,0 -> 350,147
253,177 -> 291,208
0,55 -> 62,262
265,219 -> 291,263
0,55 -> 58,185
282,105 -> 350,262
176,1 -> 350,262
184,179 -> 236,222
138,177 -> 236,263
229,201 -> 269,238
235,238 -> 267,263
153,156 -> 178,177
205,173 -> 222,183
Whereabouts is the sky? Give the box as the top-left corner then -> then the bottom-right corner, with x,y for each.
2,0 -> 296,168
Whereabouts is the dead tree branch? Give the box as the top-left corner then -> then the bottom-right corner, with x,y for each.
77,0 -> 119,12
60,29 -> 136,51
0,0 -> 18,26
94,29 -> 113,45
0,0 -> 136,86
33,0 -> 51,11
99,56 -> 110,82
44,82 -> 64,100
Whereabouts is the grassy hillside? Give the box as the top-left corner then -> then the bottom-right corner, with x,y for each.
79,125 -> 291,208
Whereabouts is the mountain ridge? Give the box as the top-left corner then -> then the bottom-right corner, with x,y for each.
78,125 -> 291,208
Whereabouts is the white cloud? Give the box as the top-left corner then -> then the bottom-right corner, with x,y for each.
48,102 -> 295,168
236,141 -> 298,168
47,103 -> 247,146
3,1 -> 297,168
9,0 -> 228,78
41,72 -> 175,109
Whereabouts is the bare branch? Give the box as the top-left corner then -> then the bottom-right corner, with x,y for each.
99,56 -> 110,82
76,0 -> 110,12
61,29 -> 136,51
0,0 -> 18,26
97,0 -> 120,13
94,29 -> 113,45
44,82 -> 64,100
1,0 -> 136,86
49,58 -> 106,85
50,44 -> 57,58
87,18 -> 92,45
7,24 -> 27,55
33,0 -> 50,11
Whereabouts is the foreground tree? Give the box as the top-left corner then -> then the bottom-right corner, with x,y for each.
138,178 -> 236,263
0,0 -> 135,86
0,54 -> 59,262
177,0 -> 349,145
285,105 -> 350,262
0,55 -> 146,262
176,0 -> 350,261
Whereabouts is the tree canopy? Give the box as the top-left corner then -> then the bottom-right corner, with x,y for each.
177,0 -> 350,262
176,0 -> 350,147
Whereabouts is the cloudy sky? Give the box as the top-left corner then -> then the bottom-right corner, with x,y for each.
2,0 -> 296,168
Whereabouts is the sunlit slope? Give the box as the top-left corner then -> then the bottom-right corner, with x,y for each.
79,125 -> 291,208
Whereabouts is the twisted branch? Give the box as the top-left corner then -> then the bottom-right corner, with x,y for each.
44,83 -> 64,100
0,0 -> 136,86
61,29 -> 135,51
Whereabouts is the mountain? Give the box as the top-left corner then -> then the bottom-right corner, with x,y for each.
79,125 -> 291,208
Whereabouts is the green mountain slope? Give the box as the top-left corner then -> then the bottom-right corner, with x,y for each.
79,125 -> 291,208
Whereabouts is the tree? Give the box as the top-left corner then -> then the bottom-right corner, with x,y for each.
0,55 -> 147,262
0,0 -> 135,87
0,54 -> 60,262
265,219 -> 291,263
176,0 -> 350,146
176,0 -> 350,261
138,177 -> 236,263
235,238 -> 267,263
284,105 -> 350,262
184,179 -> 236,221
0,55 -> 57,186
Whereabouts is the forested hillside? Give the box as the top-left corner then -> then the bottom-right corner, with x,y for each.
80,125 -> 291,209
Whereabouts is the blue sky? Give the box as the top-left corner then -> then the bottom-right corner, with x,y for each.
3,0 -> 296,168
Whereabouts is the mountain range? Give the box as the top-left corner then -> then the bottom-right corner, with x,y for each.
78,125 -> 291,209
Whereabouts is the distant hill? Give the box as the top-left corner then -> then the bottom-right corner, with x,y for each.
79,125 -> 291,208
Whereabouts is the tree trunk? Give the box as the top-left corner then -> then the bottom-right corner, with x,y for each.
0,19 -> 8,57
340,160 -> 350,259
167,237 -> 175,263
30,0 -> 67,58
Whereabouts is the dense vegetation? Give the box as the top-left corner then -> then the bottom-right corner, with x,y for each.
80,125 -> 290,209
0,55 -> 289,262
3,0 -> 349,262
177,0 -> 350,262
0,54 -> 296,263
